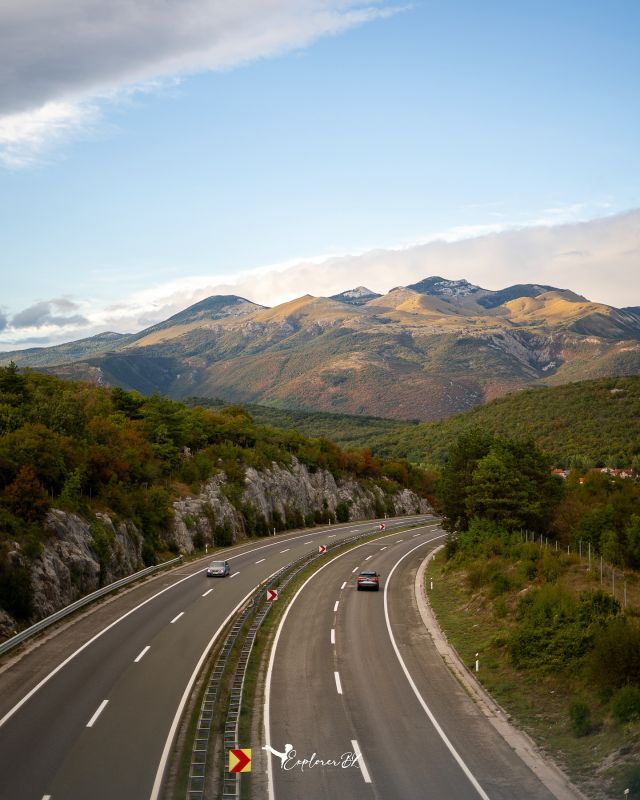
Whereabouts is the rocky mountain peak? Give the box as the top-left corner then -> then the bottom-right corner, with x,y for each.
330,286 -> 382,305
406,276 -> 483,297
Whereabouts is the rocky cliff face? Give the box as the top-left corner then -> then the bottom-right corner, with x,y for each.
0,460 -> 429,637
32,510 -> 144,621
171,457 -> 430,553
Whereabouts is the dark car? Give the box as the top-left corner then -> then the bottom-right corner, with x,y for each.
206,560 -> 230,577
357,570 -> 380,591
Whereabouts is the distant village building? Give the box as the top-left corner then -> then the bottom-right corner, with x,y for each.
551,467 -> 636,481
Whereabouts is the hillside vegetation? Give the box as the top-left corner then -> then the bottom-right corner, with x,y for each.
429,429 -> 640,797
0,364 -> 432,622
371,376 -> 640,468
187,397 -> 415,451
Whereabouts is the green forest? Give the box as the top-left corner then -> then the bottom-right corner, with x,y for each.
437,428 -> 640,569
372,376 -> 640,467
431,428 -> 640,794
202,376 -> 640,469
0,364 -> 432,621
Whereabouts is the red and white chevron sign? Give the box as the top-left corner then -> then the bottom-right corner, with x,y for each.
318,544 -> 327,554
379,523 -> 386,530
267,589 -> 278,602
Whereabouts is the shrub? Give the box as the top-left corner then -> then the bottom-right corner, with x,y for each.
610,685 -> 640,724
0,556 -> 33,620
590,617 -> 640,691
336,501 -> 350,523
214,519 -> 234,547
569,700 -> 591,736
622,764 -> 640,794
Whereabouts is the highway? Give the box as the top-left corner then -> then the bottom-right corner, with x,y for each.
265,522 -> 557,800
0,515 -> 429,800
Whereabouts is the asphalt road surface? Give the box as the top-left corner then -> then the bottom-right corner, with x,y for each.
0,515 -> 429,800
265,522 -> 557,800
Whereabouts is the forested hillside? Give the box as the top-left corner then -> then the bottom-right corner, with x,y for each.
188,397 -> 414,451
371,376 -> 640,467
430,428 -> 640,796
0,364 -> 432,625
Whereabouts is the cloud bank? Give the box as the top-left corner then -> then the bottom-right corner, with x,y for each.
2,209 -> 639,350
0,1 -> 397,166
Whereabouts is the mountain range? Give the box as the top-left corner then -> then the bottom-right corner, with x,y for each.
3,277 -> 640,421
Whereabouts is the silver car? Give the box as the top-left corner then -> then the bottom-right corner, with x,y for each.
357,570 -> 380,591
206,560 -> 230,577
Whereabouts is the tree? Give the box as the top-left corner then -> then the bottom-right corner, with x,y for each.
437,429 -> 494,531
4,465 -> 50,523
439,431 -> 562,534
0,361 -> 27,405
466,450 -> 531,530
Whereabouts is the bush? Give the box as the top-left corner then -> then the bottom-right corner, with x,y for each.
590,617 -> 640,691
610,685 -> 640,724
336,501 -> 350,523
0,556 -> 33,620
569,700 -> 591,736
214,519 -> 234,547
622,764 -> 640,794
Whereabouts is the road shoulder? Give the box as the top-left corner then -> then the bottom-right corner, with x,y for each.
415,546 -> 587,800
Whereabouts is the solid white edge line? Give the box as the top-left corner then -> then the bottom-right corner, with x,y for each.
263,522 -> 440,800
333,601 -> 339,613
86,699 -> 108,728
202,588 -> 214,597
149,567 -> 283,800
340,581 -> 347,590
0,514 -> 432,734
170,612 -> 184,624
334,671 -> 343,695
351,739 -> 372,784
384,538 -> 490,800
134,646 -> 150,663
0,565 -> 202,730
331,628 -> 335,645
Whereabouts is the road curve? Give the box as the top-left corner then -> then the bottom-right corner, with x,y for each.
265,523 -> 557,800
0,515 -> 429,800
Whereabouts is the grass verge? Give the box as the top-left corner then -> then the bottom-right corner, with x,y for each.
426,544 -> 640,800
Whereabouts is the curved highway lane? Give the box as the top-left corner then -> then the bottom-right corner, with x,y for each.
0,515 -> 430,800
265,523 -> 556,800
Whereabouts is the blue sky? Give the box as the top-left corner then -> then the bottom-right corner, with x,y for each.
1,1 -> 639,348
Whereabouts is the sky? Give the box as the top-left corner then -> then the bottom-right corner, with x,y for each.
1,0 -> 639,349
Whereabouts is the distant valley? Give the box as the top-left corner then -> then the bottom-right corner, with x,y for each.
3,277 -> 640,421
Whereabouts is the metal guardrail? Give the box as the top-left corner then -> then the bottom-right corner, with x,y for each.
0,555 -> 183,658
186,605 -> 253,800
217,525 -> 395,800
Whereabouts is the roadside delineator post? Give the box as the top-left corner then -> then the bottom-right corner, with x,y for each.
475,653 -> 479,673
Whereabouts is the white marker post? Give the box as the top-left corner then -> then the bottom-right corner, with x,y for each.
430,578 -> 433,591
475,653 -> 479,673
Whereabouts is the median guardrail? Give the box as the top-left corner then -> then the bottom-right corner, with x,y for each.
0,555 -> 183,658
186,530 -> 416,800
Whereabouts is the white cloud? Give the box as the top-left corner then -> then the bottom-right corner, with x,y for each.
0,101 -> 100,167
0,1 -> 399,166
